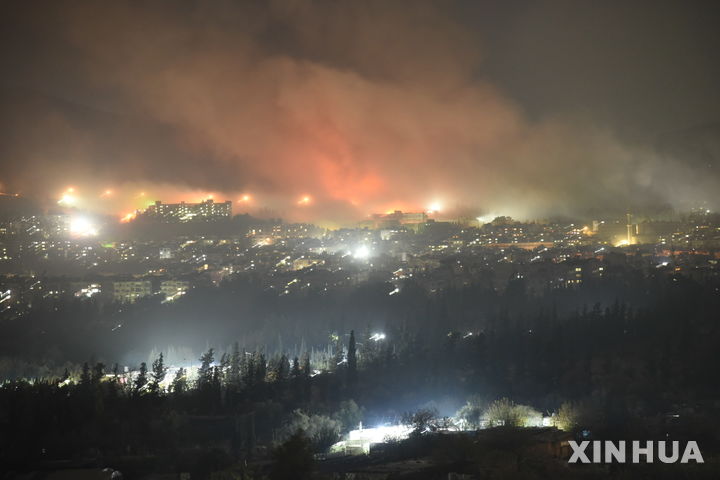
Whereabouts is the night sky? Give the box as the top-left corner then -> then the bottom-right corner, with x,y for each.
2,0 -> 720,223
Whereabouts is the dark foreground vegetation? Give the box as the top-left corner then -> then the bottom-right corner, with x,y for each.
320,428 -> 719,480
1,268 -> 720,478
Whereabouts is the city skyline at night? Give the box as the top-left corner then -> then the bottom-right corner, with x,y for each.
2,1 -> 720,478
2,1 -> 720,224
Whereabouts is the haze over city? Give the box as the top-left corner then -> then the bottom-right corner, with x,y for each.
2,2 -> 720,479
2,0 -> 720,224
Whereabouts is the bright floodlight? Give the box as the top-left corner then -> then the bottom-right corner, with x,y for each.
120,212 -> 136,223
58,193 -> 77,206
354,245 -> 370,259
615,239 -> 630,247
427,201 -> 442,213
70,217 -> 98,237
370,333 -> 386,341
476,213 -> 498,225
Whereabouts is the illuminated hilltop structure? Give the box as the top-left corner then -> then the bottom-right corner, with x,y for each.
141,199 -> 232,223
360,210 -> 428,230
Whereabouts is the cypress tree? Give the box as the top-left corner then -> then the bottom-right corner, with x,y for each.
291,357 -> 301,378
80,362 -> 91,386
229,342 -> 242,388
149,352 -> 167,394
277,354 -> 290,381
171,367 -> 187,395
347,330 -> 357,384
134,362 -> 148,394
198,348 -> 215,389
92,362 -> 105,384
302,353 -> 311,378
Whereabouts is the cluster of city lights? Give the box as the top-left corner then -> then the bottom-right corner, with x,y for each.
54,184 -> 456,225
69,216 -> 99,237
58,186 -> 120,206
56,186 -> 270,211
353,244 -> 370,259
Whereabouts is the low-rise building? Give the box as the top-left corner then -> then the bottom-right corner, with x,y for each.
160,279 -> 190,300
113,280 -> 152,303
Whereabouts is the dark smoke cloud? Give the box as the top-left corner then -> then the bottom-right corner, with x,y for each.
1,0 -> 719,222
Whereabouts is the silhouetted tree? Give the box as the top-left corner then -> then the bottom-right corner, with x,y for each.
291,356 -> 300,378
198,348 -> 215,389
256,352 -> 267,383
171,367 -> 187,395
245,354 -> 255,387
91,362 -> 105,384
333,399 -> 363,432
134,362 -> 148,394
148,352 -> 167,395
228,342 -> 242,388
276,354 -> 290,382
402,407 -> 438,436
80,362 -> 91,386
270,430 -> 314,480
219,352 -> 230,385
301,353 -> 311,378
456,395 -> 487,429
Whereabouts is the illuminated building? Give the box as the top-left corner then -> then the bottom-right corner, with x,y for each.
366,210 -> 428,230
330,424 -> 413,455
74,283 -> 101,298
292,257 -> 323,271
112,280 -> 152,303
143,199 -> 232,222
160,280 -> 189,300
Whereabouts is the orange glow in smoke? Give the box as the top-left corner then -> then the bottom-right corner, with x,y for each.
120,212 -> 136,223
427,201 -> 442,213
58,192 -> 77,207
